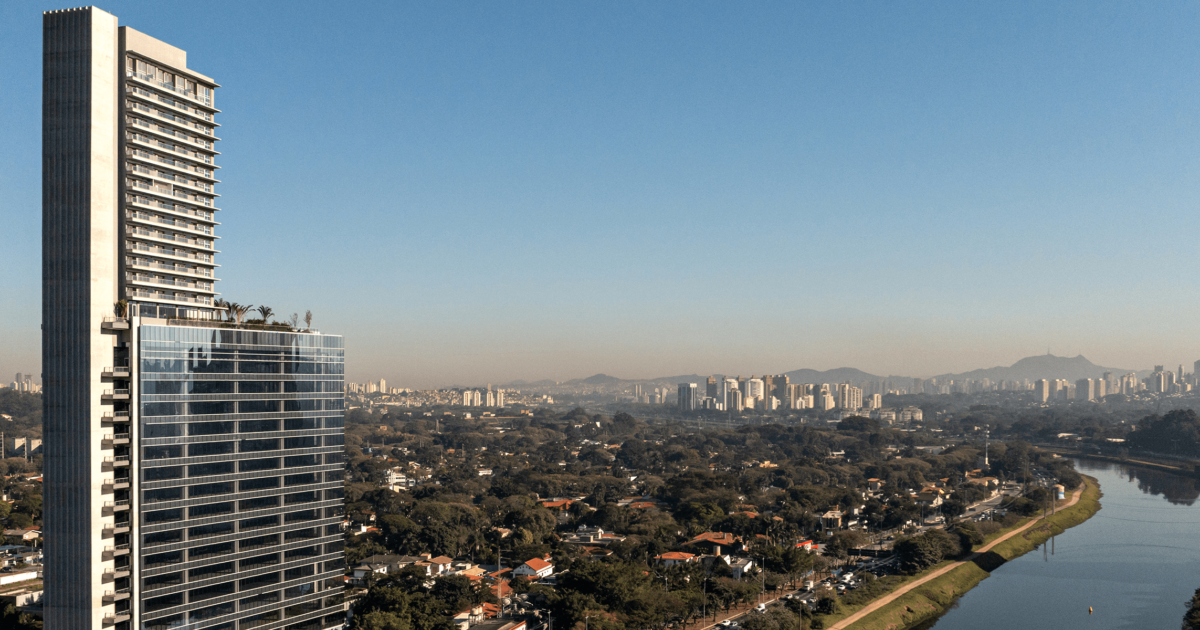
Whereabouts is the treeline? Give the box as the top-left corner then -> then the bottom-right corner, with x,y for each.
342,406 -> 1080,630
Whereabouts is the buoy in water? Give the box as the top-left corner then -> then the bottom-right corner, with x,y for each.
1089,607 -> 1093,615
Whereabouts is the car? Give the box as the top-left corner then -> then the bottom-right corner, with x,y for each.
720,621 -> 733,627
755,604 -> 768,613
836,585 -> 847,592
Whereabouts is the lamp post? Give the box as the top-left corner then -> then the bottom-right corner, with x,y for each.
585,614 -> 593,630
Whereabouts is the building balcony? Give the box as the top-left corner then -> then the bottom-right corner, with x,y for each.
127,70 -> 217,110
127,273 -> 216,294
125,98 -> 221,140
128,288 -> 214,307
125,83 -> 220,121
126,225 -> 215,251
102,612 -> 131,625
101,544 -> 131,561
101,522 -> 130,537
126,147 -> 219,183
125,112 -> 216,152
100,568 -> 130,582
101,411 -> 131,425
126,209 -> 216,238
102,500 -> 131,516
102,389 -> 130,401
101,455 -> 131,471
101,316 -> 130,330
127,258 -> 218,281
126,191 -> 219,222
101,366 -> 130,379
102,588 -> 131,604
126,240 -> 215,265
126,130 -> 217,166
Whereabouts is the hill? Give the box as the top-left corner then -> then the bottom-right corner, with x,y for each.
932,354 -> 1131,383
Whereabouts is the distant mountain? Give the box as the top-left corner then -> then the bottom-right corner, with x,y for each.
781,367 -> 884,385
932,354 -> 1131,383
569,374 -> 624,385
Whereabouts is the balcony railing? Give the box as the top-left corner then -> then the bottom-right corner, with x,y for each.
126,225 -> 213,249
129,71 -> 213,106
126,210 -> 212,235
127,258 -> 213,278
126,149 -> 216,180
128,289 -> 213,306
127,272 -> 213,291
126,84 -> 214,121
126,241 -> 213,263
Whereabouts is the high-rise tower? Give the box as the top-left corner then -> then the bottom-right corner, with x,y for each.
43,8 -> 346,629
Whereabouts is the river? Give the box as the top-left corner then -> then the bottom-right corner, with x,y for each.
914,460 -> 1200,630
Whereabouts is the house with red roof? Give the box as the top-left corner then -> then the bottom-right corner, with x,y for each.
684,532 -> 742,555
654,551 -> 696,567
513,556 -> 554,579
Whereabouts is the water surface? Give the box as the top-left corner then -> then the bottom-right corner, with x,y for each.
917,460 -> 1200,630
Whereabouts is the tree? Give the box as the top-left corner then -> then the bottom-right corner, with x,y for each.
305,309 -> 313,330
1183,587 -> 1200,630
256,305 -> 274,323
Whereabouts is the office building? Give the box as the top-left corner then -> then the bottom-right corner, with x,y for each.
42,8 -> 346,629
1076,378 -> 1095,402
705,376 -> 718,400
677,383 -> 698,411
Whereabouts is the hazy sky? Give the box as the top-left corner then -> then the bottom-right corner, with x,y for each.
2,1 -> 1199,389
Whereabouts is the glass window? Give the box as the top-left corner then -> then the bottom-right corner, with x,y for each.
189,562 -> 235,581
189,481 -> 234,497
189,380 -> 235,394
189,461 -> 234,477
143,381 -> 183,394
143,466 -> 183,482
239,361 -> 280,374
143,487 -> 183,503
240,477 -> 280,491
144,508 -> 184,524
144,445 -> 183,460
284,400 -> 318,412
188,581 -> 235,602
144,423 -> 184,438
239,400 -> 280,413
240,553 -> 280,571
324,434 -> 345,446
240,458 -> 280,472
188,441 -> 234,456
189,542 -> 234,561
284,527 -> 319,542
239,515 -> 279,531
188,360 -> 234,374
189,601 -> 235,623
240,590 -> 280,610
239,533 -> 280,552
284,546 -> 320,561
189,421 -> 235,435
283,381 -> 317,393
143,530 -> 183,546
324,416 -> 345,428
284,509 -> 318,523
189,401 -> 234,415
284,473 -> 317,486
240,380 -> 281,393
285,492 -> 320,505
143,573 -> 185,591
241,438 -> 280,452
189,502 -> 234,518
284,436 -> 318,449
143,550 -> 183,569
240,419 -> 279,433
283,565 -> 315,581
239,495 -> 280,510
284,455 -> 320,468
239,572 -> 281,590
188,522 -> 234,539
142,402 -> 183,417
143,593 -> 184,613
284,418 -> 320,431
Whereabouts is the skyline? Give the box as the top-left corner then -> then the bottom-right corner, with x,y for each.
5,1 -> 1200,388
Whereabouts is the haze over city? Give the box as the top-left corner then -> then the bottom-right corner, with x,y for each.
3,1 -> 1200,389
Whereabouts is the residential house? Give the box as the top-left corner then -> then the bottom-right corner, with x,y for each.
684,532 -> 742,555
513,556 -> 554,580
654,552 -> 695,567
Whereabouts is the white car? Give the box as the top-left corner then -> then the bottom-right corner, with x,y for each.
720,621 -> 733,627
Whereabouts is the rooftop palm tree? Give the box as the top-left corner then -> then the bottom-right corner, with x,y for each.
228,303 -> 252,326
256,305 -> 274,323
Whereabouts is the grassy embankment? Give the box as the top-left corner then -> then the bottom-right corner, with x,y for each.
817,477 -> 1102,630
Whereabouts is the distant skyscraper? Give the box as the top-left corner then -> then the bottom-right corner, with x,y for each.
1076,378 -> 1095,401
705,376 -> 718,399
746,378 -> 764,402
495,390 -> 505,407
677,383 -> 698,411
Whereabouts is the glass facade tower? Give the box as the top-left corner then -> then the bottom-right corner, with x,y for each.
42,7 -> 346,629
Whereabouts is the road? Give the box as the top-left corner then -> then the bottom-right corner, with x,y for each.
826,481 -> 1087,630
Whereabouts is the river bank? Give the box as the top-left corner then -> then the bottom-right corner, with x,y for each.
822,476 -> 1102,630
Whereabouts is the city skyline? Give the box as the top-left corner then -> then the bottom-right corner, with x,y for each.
5,1 -> 1200,388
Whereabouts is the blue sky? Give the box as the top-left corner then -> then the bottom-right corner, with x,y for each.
2,1 -> 1199,388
